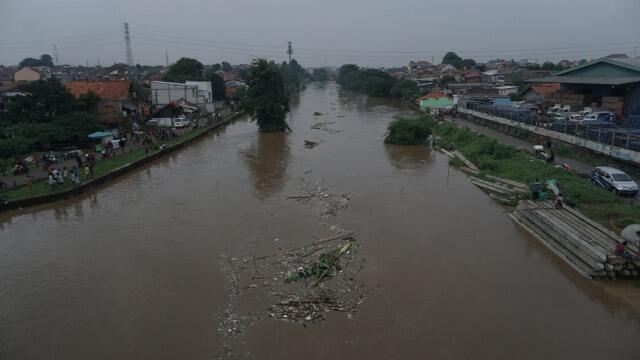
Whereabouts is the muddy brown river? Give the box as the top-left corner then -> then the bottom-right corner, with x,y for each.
1,82 -> 640,359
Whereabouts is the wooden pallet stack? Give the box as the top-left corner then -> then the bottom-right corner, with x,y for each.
602,96 -> 624,120
510,200 -> 640,279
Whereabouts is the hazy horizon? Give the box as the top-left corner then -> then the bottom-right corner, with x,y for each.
1,0 -> 639,68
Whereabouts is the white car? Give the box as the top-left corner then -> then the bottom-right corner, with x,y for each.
590,166 -> 639,196
568,114 -> 582,122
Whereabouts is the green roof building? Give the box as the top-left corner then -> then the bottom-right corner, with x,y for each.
527,57 -> 640,123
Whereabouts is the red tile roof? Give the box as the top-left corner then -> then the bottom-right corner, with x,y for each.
65,80 -> 130,100
417,91 -> 446,101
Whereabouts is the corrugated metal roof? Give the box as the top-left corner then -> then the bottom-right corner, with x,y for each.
526,76 -> 640,85
555,57 -> 640,76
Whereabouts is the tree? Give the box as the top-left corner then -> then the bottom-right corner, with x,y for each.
207,71 -> 226,100
10,78 -> 75,122
442,52 -> 463,69
210,63 -> 222,72
75,91 -> 100,112
163,57 -> 204,82
461,58 -> 477,70
541,61 -> 557,71
385,116 -> 433,145
17,54 -> 54,69
18,57 -> 42,69
282,58 -> 306,94
222,61 -> 232,72
39,54 -> 54,67
439,75 -> 455,86
312,68 -> 329,82
337,65 -> 395,97
243,59 -> 290,132
390,80 -> 420,101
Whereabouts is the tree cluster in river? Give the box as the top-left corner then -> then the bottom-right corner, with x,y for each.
337,64 -> 419,100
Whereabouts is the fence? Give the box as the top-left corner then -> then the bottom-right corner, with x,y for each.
459,101 -> 640,164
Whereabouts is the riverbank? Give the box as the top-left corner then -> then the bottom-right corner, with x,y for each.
432,119 -> 640,231
0,113 -> 243,212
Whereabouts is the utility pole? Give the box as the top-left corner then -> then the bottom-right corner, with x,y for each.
287,41 -> 293,63
53,45 -> 59,65
124,22 -> 134,66
165,48 -> 169,67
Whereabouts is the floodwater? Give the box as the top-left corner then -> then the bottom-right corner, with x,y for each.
1,82 -> 640,359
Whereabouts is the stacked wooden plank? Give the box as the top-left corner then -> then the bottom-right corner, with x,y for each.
545,90 -> 587,106
469,175 -> 527,204
602,96 -> 624,119
510,200 -> 640,279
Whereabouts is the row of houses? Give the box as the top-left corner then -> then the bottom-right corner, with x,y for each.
410,55 -> 640,125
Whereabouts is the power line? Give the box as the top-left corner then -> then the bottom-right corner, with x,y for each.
133,30 -> 639,56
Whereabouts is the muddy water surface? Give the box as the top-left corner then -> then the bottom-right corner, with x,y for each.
1,82 -> 640,359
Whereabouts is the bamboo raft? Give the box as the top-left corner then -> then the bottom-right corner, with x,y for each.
510,200 -> 640,279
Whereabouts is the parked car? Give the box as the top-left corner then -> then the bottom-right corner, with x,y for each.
583,111 -> 615,122
568,114 -> 583,122
64,149 -> 84,160
590,166 -> 639,196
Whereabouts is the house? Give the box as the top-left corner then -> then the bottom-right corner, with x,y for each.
150,81 -> 213,112
462,71 -> 481,83
517,83 -> 561,103
185,81 -> 214,113
65,80 -> 137,124
495,85 -> 519,96
151,81 -> 199,108
14,67 -> 46,82
225,80 -> 247,99
0,66 -> 16,83
481,70 -> 504,84
416,91 -> 453,113
527,57 -> 640,121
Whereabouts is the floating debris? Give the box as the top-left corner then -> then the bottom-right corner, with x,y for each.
218,232 -> 377,355
310,122 -> 340,134
288,186 -> 351,218
304,140 -> 319,148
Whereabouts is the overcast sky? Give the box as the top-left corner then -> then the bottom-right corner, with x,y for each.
1,0 -> 639,68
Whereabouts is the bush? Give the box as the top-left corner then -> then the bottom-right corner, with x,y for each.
385,116 -> 433,145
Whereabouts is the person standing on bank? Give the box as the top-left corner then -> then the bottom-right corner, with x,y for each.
530,178 -> 542,200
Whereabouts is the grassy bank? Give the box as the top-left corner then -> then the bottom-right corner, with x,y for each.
2,124 -> 214,202
433,119 -> 639,231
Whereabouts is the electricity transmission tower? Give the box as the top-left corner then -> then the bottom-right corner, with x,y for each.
53,45 -> 59,65
124,22 -> 134,66
287,41 -> 293,63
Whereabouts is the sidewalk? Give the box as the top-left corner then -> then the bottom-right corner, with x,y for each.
0,121 -> 199,189
450,117 -> 593,174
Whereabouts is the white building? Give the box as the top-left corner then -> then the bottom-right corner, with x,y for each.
186,81 -> 212,103
495,85 -> 519,96
151,81 -> 214,112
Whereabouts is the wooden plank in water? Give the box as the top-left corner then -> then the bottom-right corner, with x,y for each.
486,175 -> 529,192
518,209 -> 606,269
510,213 -> 597,279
